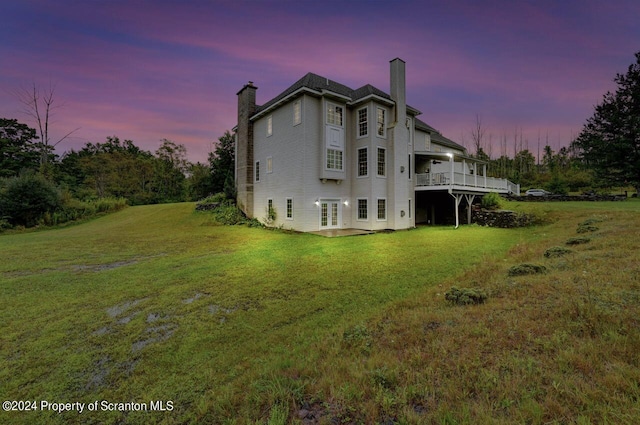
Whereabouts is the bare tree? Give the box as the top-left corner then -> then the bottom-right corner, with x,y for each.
471,114 -> 485,156
12,82 -> 79,165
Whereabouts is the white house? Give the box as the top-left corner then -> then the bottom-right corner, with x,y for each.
234,58 -> 518,232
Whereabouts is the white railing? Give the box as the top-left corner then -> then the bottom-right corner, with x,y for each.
415,172 -> 519,194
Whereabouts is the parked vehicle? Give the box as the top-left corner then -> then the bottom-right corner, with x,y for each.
525,189 -> 552,197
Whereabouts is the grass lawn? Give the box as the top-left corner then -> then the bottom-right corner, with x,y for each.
1,200 -> 639,424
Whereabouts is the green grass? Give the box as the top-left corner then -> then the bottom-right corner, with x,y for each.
1,200 -> 639,424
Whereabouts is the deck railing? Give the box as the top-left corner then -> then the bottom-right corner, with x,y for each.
415,172 -> 519,194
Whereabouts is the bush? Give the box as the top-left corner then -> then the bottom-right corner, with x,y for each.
0,173 -> 61,227
544,246 -> 573,258
445,287 -> 487,305
545,174 -> 569,195
566,237 -> 591,245
508,263 -> 547,276
481,192 -> 503,210
577,224 -> 599,233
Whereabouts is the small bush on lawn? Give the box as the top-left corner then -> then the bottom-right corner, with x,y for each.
581,217 -> 604,226
481,192 -> 503,210
566,237 -> 591,245
577,224 -> 599,233
508,263 -> 547,276
445,287 -> 488,305
544,246 -> 573,258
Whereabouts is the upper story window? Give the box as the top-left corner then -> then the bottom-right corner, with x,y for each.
377,147 -> 386,177
327,103 -> 343,127
376,107 -> 386,137
266,156 -> 273,173
267,116 -> 273,137
357,107 -> 368,137
357,147 -> 368,177
326,149 -> 343,171
255,161 -> 260,182
293,101 -> 301,126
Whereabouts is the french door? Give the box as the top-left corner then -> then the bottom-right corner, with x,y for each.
320,199 -> 341,229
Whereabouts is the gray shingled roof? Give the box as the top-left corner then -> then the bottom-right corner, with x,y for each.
254,73 -> 354,115
415,117 -> 465,152
252,72 -> 465,152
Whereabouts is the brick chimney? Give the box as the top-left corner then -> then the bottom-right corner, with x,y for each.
236,81 -> 257,216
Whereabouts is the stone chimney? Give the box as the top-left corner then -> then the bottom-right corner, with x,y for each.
236,81 -> 257,217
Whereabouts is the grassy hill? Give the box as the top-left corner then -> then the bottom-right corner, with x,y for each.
1,200 -> 639,424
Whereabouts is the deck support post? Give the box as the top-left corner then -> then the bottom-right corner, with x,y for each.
464,194 -> 476,224
450,192 -> 463,229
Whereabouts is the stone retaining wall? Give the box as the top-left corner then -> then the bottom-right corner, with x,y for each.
506,194 -> 627,202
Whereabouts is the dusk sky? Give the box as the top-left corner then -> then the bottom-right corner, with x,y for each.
2,0 -> 639,163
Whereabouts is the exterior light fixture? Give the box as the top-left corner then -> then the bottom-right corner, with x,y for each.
343,200 -> 349,206
314,199 -> 320,206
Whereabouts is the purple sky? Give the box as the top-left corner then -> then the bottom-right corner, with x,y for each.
2,1 -> 639,163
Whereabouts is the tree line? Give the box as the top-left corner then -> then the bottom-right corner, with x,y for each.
471,51 -> 640,195
1,119 -> 235,228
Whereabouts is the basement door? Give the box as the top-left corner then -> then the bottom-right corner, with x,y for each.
319,199 -> 341,229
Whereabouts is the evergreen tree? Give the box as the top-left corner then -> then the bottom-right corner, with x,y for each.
209,131 -> 235,198
572,51 -> 640,193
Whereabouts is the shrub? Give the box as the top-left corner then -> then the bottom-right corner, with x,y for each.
481,192 -> 503,210
508,263 -> 547,276
0,172 -> 61,227
577,224 -> 599,233
445,287 -> 488,305
199,192 -> 230,205
545,174 -> 569,195
566,237 -> 591,245
544,246 -> 573,258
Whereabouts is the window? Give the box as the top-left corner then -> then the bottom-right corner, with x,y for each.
357,107 -> 368,137
267,116 -> 272,136
255,161 -> 260,182
377,108 -> 386,137
408,153 -> 411,179
267,157 -> 273,173
293,101 -> 301,126
327,103 -> 343,126
377,198 -> 386,220
326,149 -> 343,170
286,198 -> 293,219
357,199 -> 368,220
377,147 -> 386,177
358,147 -> 368,177
408,199 -> 412,219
